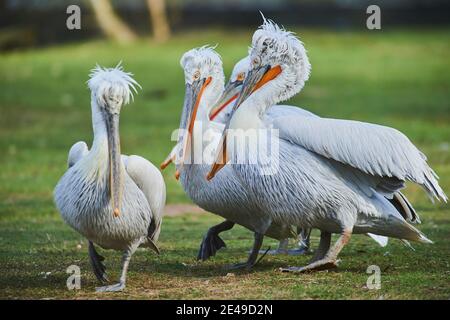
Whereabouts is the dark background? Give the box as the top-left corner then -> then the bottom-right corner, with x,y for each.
2,0 -> 450,50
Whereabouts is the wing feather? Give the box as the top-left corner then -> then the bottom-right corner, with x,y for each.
67,141 -> 89,168
271,116 -> 447,202
124,155 -> 166,242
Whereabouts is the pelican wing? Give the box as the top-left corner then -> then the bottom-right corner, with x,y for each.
67,141 -> 88,168
271,116 -> 447,202
266,104 -> 318,119
124,155 -> 166,242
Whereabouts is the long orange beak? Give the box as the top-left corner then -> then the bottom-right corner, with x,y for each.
188,77 -> 211,135
160,150 -> 176,170
177,76 -> 212,177
209,79 -> 244,121
209,93 -> 238,121
206,135 -> 228,181
252,65 -> 282,92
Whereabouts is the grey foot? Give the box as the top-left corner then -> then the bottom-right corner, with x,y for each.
197,232 -> 226,261
286,246 -> 310,256
88,241 -> 108,283
225,261 -> 256,270
257,247 -> 309,255
225,261 -> 255,271
257,248 -> 288,255
96,282 -> 125,292
280,259 -> 339,273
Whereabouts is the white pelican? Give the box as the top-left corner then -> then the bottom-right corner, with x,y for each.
54,65 -> 166,291
208,19 -> 447,272
175,46 -> 305,268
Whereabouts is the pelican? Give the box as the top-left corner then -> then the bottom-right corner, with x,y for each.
208,19 -> 447,273
175,46 -> 306,268
54,64 -> 166,291
228,56 -> 418,254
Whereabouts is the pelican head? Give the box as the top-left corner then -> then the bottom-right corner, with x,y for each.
209,56 -> 250,121
207,19 -> 311,181
177,46 -> 225,166
88,64 -> 140,217
234,18 -> 311,109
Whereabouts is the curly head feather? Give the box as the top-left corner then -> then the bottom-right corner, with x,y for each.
180,46 -> 224,85
88,62 -> 141,108
249,16 -> 311,101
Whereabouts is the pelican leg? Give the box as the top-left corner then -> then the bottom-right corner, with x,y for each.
281,229 -> 351,273
286,228 -> 312,255
259,228 -> 312,256
96,243 -> 138,292
227,232 -> 264,270
197,220 -> 235,261
309,231 -> 331,263
88,241 -> 108,284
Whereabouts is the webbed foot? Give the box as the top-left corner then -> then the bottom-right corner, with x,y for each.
95,282 -> 125,292
197,232 -> 227,261
225,261 -> 255,271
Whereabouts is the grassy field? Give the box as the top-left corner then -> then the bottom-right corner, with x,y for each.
0,28 -> 449,299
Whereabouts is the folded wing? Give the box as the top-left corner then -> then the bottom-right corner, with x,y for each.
271,116 -> 447,202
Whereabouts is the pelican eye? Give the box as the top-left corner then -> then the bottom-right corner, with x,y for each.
193,70 -> 201,81
252,57 -> 261,67
236,72 -> 245,82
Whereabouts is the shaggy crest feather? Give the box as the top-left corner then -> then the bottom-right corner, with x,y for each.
180,46 -> 224,84
180,46 -> 221,68
87,62 -> 141,108
249,16 -> 311,100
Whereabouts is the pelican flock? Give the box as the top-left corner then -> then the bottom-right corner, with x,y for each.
54,15 -> 447,292
54,65 -> 166,291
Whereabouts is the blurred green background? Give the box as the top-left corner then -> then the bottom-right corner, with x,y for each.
0,0 -> 449,299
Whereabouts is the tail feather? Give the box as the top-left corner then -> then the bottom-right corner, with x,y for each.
361,192 -> 431,243
384,216 -> 431,243
423,170 -> 447,203
367,233 -> 388,247
388,192 -> 420,224
401,240 -> 415,251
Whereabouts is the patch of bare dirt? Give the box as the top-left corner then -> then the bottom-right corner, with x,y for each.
164,204 -> 207,217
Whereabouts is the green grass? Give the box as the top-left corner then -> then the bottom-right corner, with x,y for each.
0,28 -> 449,299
